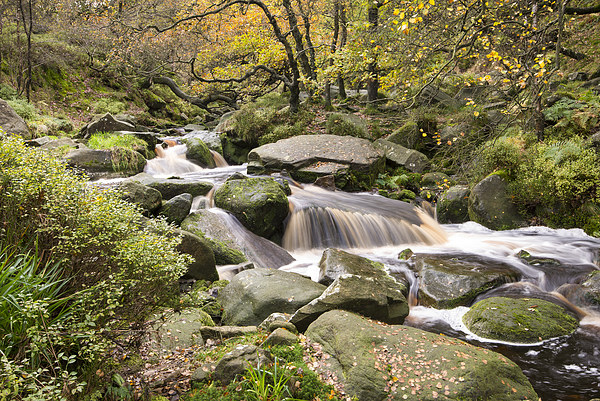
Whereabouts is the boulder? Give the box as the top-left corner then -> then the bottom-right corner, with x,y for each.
159,193 -> 193,225
291,274 -> 409,332
262,327 -> 298,347
469,174 -> 525,230
184,130 -> 223,154
118,181 -> 162,214
421,172 -> 450,187
437,185 -> 471,224
305,310 -> 538,401
125,173 -> 213,199
214,177 -> 289,239
175,229 -> 218,281
317,248 -> 399,288
326,112 -> 369,138
213,345 -> 272,384
218,268 -> 326,326
199,326 -> 258,340
150,308 -> 213,353
418,86 -> 460,108
415,254 -> 520,308
374,139 -> 430,173
247,134 -> 385,190
581,271 -> 600,306
182,136 -> 216,167
0,99 -> 30,138
463,297 -> 579,343
182,210 -> 294,268
65,148 -> 145,176
80,113 -> 136,138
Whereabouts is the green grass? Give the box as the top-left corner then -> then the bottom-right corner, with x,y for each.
87,132 -> 148,152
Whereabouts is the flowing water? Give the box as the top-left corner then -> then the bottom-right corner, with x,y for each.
145,146 -> 600,400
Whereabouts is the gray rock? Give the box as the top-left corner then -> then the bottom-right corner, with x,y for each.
581,272 -> 600,306
415,254 -> 520,308
247,134 -> 385,190
218,268 -> 326,326
213,345 -> 272,384
175,229 -> 218,281
262,327 -> 298,347
118,181 -> 162,214
125,173 -> 213,199
150,308 -> 213,353
305,310 -> 538,401
291,274 -> 409,332
437,185 -> 470,224
469,174 -> 525,230
81,113 -> 136,138
418,86 -> 460,108
0,99 -> 30,138
183,124 -> 207,132
214,177 -> 289,239
317,248 -> 393,287
199,325 -> 258,340
258,313 -> 293,332
159,193 -> 193,225
374,139 -> 430,173
65,148 -> 145,176
39,137 -> 81,151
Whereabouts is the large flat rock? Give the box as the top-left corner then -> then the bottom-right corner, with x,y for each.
247,134 -> 384,189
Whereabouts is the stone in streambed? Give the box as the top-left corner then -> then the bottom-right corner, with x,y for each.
159,193 -> 192,225
305,310 -> 538,401
125,173 -> 213,199
463,296 -> 579,343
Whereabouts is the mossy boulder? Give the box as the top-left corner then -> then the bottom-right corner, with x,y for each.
374,139 -> 430,173
175,229 -> 218,281
437,185 -> 471,224
469,174 -> 525,230
65,148 -> 146,176
125,173 -> 214,199
317,248 -> 397,288
182,136 -> 216,168
305,310 -> 538,401
415,255 -> 520,308
581,271 -> 600,306
151,308 -> 214,353
218,268 -> 326,326
463,297 -> 579,343
213,177 -> 289,239
325,112 -> 369,138
118,181 -> 162,214
159,193 -> 193,225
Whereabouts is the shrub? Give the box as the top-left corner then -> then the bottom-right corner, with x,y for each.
326,112 -> 369,138
0,132 -> 191,398
91,98 -> 127,115
469,134 -> 526,183
6,99 -> 38,121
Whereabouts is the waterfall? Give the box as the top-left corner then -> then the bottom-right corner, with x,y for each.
144,144 -> 203,175
282,185 -> 447,250
210,150 -> 229,167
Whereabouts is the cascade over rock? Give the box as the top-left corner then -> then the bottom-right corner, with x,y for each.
218,268 -> 326,326
305,310 -> 539,401
0,99 -> 30,138
247,134 -> 385,190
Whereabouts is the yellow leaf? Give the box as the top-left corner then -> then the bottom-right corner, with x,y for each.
474,111 -> 480,117
429,0 -> 435,5
393,8 -> 400,15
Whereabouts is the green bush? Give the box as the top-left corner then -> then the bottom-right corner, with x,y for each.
0,84 -> 17,100
0,132 -> 191,399
6,99 -> 38,121
229,93 -> 289,145
510,137 -> 600,230
91,98 -> 127,115
469,135 -> 525,183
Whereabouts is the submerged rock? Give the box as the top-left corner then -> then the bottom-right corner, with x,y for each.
247,134 -> 385,190
218,268 -> 326,326
415,254 -> 520,308
305,310 -> 538,401
463,297 -> 579,343
214,177 -> 289,239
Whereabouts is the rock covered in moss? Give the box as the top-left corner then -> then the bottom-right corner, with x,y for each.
415,254 -> 520,308
305,310 -> 538,401
151,308 -> 214,353
374,139 -> 430,173
218,268 -> 326,326
214,177 -> 289,239
126,173 -> 213,199
437,185 -> 470,224
469,174 -> 525,230
118,181 -> 162,214
159,193 -> 192,225
182,136 -> 216,167
463,296 -> 579,343
582,271 -> 600,305
318,248 -> 390,285
174,228 -> 218,281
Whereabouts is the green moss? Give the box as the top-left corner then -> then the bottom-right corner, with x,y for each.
463,297 -> 579,343
326,112 -> 369,138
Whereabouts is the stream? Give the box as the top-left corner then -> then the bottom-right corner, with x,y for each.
142,144 -> 600,400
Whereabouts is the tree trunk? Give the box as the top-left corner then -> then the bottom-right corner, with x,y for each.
337,1 -> 347,99
367,4 -> 379,103
325,0 -> 340,109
